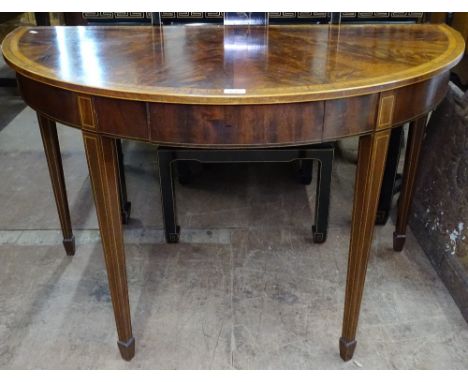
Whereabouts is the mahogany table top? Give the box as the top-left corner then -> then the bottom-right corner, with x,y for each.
2,24 -> 464,105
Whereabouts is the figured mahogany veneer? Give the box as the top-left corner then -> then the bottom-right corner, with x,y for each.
3,24 -> 464,104
2,24 -> 464,362
14,69 -> 453,147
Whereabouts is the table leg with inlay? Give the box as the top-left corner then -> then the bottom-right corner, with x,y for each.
340,129 -> 391,361
393,115 -> 428,251
37,113 -> 75,255
82,131 -> 135,361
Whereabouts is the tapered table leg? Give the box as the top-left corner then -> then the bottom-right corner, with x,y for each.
393,116 -> 427,251
37,113 -> 75,255
82,131 -> 135,361
340,130 -> 391,361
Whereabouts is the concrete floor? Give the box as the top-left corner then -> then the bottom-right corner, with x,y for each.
0,105 -> 467,369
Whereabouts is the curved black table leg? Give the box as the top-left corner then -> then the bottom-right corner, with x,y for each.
157,150 -> 180,243
312,148 -> 333,243
375,126 -> 404,225
298,159 -> 313,185
116,139 -> 132,225
176,160 -> 193,185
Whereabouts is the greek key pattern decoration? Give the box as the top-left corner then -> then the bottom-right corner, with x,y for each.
81,12 -> 424,24
269,12 -> 328,18
341,12 -> 423,21
82,12 -> 152,21
160,12 -> 222,19
269,12 -> 329,23
82,12 -> 223,24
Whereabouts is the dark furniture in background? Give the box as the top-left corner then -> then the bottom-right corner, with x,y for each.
157,146 -> 334,243
0,13 -> 24,87
64,12 -> 424,25
64,11 -> 337,244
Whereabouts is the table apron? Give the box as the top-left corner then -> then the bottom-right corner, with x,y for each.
17,71 -> 449,147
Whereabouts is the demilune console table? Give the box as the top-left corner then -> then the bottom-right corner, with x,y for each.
1,23 -> 464,361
